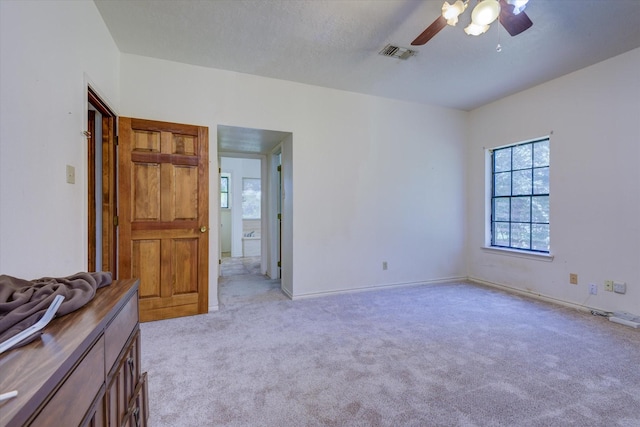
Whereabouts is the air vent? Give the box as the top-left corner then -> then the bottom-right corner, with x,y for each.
379,44 -> 416,60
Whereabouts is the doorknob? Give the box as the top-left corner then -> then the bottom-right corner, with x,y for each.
200,226 -> 207,233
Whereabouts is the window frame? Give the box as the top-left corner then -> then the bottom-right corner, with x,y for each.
220,175 -> 230,209
489,137 -> 550,254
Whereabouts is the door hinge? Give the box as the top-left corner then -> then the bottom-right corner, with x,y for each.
113,215 -> 119,226
219,167 -> 221,173
115,135 -> 119,146
277,165 -> 281,172
277,213 -> 282,220
277,261 -> 281,267
219,259 -> 222,265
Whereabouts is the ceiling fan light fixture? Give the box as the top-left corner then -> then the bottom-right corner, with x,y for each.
441,0 -> 468,26
506,0 -> 529,14
471,0 -> 501,26
464,22 -> 490,36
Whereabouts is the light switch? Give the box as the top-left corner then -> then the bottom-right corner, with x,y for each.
66,165 -> 75,184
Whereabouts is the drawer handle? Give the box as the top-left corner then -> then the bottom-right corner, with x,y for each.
127,357 -> 135,377
133,406 -> 141,427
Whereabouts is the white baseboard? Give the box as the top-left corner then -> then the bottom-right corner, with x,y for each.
281,286 -> 293,299
290,276 -> 467,301
208,305 -> 219,312
214,276 -> 609,317
467,277 -> 596,313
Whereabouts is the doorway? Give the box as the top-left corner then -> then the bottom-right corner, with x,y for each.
219,157 -> 262,262
218,155 -> 270,307
217,125 -> 293,305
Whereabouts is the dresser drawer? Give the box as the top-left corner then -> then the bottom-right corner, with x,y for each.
106,330 -> 141,427
30,337 -> 105,427
105,292 -> 138,373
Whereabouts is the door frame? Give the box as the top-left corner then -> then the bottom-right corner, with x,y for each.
269,146 -> 282,279
87,87 -> 117,277
216,129 -> 293,297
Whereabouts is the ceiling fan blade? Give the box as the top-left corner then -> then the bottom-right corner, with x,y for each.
498,0 -> 533,36
411,15 -> 447,46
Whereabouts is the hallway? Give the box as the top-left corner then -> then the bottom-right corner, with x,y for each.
218,256 -> 287,308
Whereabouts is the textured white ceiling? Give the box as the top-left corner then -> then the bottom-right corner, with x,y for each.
217,125 -> 290,154
94,0 -> 640,112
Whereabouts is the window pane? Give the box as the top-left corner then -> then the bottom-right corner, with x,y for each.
513,144 -> 532,169
494,223 -> 510,246
511,223 -> 531,249
220,177 -> 228,192
533,167 -> 549,194
494,148 -> 511,172
511,197 -> 531,222
534,140 -> 549,167
493,198 -> 510,221
531,224 -> 549,251
494,172 -> 511,196
242,178 -> 261,219
512,170 -> 532,195
220,193 -> 228,209
532,196 -> 549,223
491,138 -> 549,254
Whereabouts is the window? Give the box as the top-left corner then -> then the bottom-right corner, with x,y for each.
220,175 -> 229,208
491,138 -> 549,252
242,178 -> 261,219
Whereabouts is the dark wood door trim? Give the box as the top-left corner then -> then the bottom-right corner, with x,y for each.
88,110 -> 96,272
87,87 -> 117,277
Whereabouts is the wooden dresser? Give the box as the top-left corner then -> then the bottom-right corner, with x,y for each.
0,278 -> 148,427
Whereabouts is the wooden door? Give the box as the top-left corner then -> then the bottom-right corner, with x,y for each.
118,117 -> 209,322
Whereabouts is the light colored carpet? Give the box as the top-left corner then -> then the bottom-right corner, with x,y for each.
141,281 -> 640,426
217,272 -> 285,308
219,256 -> 262,277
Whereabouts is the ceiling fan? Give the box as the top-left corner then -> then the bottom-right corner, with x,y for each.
411,0 -> 533,46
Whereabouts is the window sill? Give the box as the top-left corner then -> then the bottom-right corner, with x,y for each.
481,246 -> 554,262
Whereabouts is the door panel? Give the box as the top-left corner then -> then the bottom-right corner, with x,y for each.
132,239 -> 161,297
133,163 -> 160,220
119,117 -> 209,322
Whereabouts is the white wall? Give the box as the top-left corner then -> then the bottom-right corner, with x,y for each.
466,48 -> 640,314
3,2 -> 636,316
3,1 -> 636,318
0,1 -> 120,277
119,54 -> 468,303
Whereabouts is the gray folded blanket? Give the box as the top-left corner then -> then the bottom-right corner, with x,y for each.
0,271 -> 112,344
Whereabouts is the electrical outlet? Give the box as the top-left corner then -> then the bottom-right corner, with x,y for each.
570,273 -> 578,285
589,283 -> 597,295
382,261 -> 388,271
605,280 -> 614,292
614,282 -> 626,294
